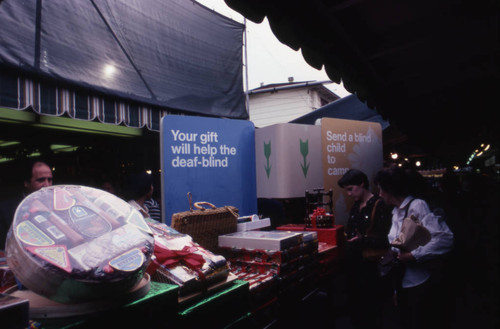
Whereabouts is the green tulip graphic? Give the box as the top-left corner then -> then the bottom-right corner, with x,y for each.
264,141 -> 272,178
300,139 -> 309,177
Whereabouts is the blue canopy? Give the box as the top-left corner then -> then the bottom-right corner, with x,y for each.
289,94 -> 389,129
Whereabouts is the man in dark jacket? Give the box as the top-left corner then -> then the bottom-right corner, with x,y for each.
0,160 -> 53,250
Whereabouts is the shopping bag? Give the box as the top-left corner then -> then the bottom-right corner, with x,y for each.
391,215 -> 431,252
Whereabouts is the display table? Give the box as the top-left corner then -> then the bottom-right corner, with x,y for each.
2,222 -> 348,329
13,281 -> 179,329
177,279 -> 250,328
5,273 -> 249,329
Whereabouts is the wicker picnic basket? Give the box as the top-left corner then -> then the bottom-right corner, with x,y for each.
171,193 -> 238,252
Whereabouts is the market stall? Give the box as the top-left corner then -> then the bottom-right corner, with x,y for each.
0,116 -> 386,329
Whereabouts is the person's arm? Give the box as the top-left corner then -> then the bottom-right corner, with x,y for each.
345,204 -> 359,241
364,201 -> 392,248
399,199 -> 454,262
411,210 -> 454,261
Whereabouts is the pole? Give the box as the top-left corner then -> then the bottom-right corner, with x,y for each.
243,18 -> 250,116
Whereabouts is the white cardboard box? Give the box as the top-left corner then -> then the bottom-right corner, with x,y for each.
218,230 -> 304,251
236,218 -> 271,232
300,231 -> 318,243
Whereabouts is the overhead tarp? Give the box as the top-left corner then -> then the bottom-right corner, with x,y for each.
289,94 -> 390,130
0,0 -> 247,129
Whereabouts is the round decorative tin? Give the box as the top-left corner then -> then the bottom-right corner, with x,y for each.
6,185 -> 154,303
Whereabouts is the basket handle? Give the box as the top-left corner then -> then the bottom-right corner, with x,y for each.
224,206 -> 239,219
187,192 -> 194,211
193,201 -> 217,210
192,201 -> 239,219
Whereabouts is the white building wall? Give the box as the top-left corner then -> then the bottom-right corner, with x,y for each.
249,88 -> 322,128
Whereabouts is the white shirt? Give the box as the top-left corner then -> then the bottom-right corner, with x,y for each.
388,196 -> 454,288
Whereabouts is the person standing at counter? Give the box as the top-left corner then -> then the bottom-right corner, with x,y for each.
127,171 -> 155,221
374,165 -> 454,329
0,160 -> 53,250
338,169 -> 393,329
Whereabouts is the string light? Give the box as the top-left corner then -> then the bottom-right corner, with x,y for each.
466,143 -> 494,165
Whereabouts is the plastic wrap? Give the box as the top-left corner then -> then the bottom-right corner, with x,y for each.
5,185 -> 154,303
146,222 -> 229,296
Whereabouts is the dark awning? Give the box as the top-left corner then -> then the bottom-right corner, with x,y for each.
224,0 -> 499,164
0,71 -> 174,131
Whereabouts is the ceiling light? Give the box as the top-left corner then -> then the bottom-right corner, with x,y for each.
50,144 -> 79,153
0,157 -> 14,163
0,141 -> 21,147
103,64 -> 116,77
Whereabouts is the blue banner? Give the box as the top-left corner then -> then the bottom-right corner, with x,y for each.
161,115 -> 257,225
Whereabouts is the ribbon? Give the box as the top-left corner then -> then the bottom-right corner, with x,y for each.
310,207 -> 326,228
156,245 -> 205,270
147,242 -> 207,288
312,207 -> 326,216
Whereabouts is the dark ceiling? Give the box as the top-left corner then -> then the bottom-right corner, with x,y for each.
225,0 -> 499,166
